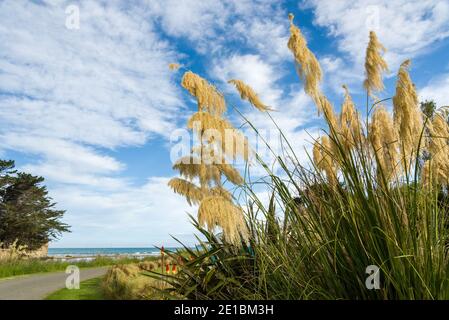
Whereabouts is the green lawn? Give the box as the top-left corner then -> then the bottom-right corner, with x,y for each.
46,276 -> 105,300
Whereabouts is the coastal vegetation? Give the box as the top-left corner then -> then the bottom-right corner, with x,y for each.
45,258 -> 172,300
159,13 -> 449,300
0,255 -> 158,279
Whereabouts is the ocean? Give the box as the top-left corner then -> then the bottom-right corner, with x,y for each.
48,247 -> 179,257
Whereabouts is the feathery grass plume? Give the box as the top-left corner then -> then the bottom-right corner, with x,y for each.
224,130 -> 251,162
318,95 -> 340,157
192,144 -> 224,165
198,196 -> 248,245
363,31 -> 388,97
228,79 -> 273,112
196,163 -> 221,187
287,13 -> 322,106
173,156 -> 221,187
187,112 -> 233,135
322,136 -> 338,186
423,114 -> 449,185
168,63 -> 180,71
421,161 -> 431,186
181,71 -> 226,115
318,95 -> 338,130
369,106 -> 400,182
217,163 -> 244,185
313,136 -> 337,186
393,60 -> 423,159
339,85 -> 362,150
172,155 -> 201,180
312,138 -> 323,167
206,164 -> 222,186
209,186 -> 233,201
168,178 -> 204,206
188,112 -> 249,161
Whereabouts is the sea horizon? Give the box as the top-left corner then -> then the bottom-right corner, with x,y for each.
47,247 -> 182,257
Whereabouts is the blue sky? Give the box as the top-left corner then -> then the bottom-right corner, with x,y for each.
0,0 -> 448,247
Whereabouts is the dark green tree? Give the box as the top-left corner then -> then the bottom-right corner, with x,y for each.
0,160 -> 69,250
420,99 -> 437,119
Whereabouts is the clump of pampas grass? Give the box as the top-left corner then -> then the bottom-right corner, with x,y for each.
160,12 -> 449,301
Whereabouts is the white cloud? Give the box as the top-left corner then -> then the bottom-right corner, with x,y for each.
305,0 -> 449,69
319,55 -> 361,94
213,54 -> 284,106
233,17 -> 291,63
149,1 -> 229,43
419,74 -> 449,107
50,177 -> 197,247
0,0 -> 184,153
2,134 -> 122,174
149,0 -> 290,61
0,1 -> 188,184
301,0 -> 449,95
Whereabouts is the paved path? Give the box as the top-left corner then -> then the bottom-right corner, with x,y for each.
0,267 -> 109,300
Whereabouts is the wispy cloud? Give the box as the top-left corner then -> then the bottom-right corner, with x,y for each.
150,0 -> 290,61
303,0 -> 449,91
0,1 -> 184,154
305,0 -> 449,67
420,74 -> 449,107
51,177 -> 196,247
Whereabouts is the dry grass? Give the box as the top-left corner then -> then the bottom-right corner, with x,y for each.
102,264 -> 159,300
102,257 -> 179,300
0,240 -> 29,261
